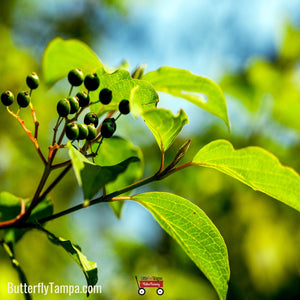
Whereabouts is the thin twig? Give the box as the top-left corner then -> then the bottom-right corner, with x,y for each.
0,200 -> 26,229
52,116 -> 62,145
36,160 -> 194,225
29,102 -> 39,139
6,107 -> 47,165
51,160 -> 72,170
159,149 -> 165,173
95,136 -> 103,155
35,172 -> 158,224
111,196 -> 131,201
16,164 -> 52,225
39,165 -> 72,200
68,85 -> 73,97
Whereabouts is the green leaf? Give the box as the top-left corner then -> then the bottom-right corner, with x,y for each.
0,192 -> 53,244
132,192 -> 229,300
67,143 -> 140,201
42,37 -> 103,85
130,84 -> 159,117
11,197 -> 53,243
41,228 -> 98,288
142,108 -> 189,152
143,66 -> 230,129
93,136 -> 143,218
193,139 -> 300,212
29,197 -> 54,222
0,191 -> 23,222
42,38 -> 158,116
93,68 -> 159,117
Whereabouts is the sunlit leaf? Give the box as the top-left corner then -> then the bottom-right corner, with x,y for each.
0,191 -> 22,222
281,23 -> 300,61
67,143 -> 139,202
143,67 -> 229,129
93,136 -> 143,218
142,108 -> 188,152
193,139 -> 300,212
132,192 -> 229,300
42,37 -> 103,85
130,84 -> 159,117
93,68 -> 159,117
43,228 -> 98,288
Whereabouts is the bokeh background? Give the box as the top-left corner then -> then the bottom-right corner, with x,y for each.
1,0 -> 300,299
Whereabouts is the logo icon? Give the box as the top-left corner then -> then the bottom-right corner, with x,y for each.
135,275 -> 164,296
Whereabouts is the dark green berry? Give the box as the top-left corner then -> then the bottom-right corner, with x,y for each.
26,72 -> 39,90
68,69 -> 84,86
84,112 -> 99,127
87,124 -> 97,140
84,73 -> 100,91
67,96 -> 79,114
77,124 -> 89,140
57,99 -> 71,117
17,91 -> 31,108
101,118 -> 116,138
99,88 -> 112,105
65,123 -> 79,140
76,91 -> 90,107
1,91 -> 14,106
118,99 -> 130,115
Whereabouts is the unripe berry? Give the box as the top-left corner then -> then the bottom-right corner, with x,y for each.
68,68 -> 84,86
77,124 -> 89,140
76,90 -> 90,107
1,91 -> 14,106
17,91 -> 31,108
84,112 -> 99,127
84,73 -> 100,91
101,118 -> 116,138
57,99 -> 71,117
118,99 -> 130,115
26,72 -> 39,90
67,96 -> 79,114
87,124 -> 97,140
65,123 -> 79,140
99,88 -> 112,105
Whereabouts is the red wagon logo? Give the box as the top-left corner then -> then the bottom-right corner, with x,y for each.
135,275 -> 164,296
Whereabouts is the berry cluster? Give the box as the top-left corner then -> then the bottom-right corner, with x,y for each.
55,68 -> 131,150
1,72 -> 39,108
1,68 -> 131,158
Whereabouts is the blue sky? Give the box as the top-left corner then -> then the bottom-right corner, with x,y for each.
98,0 -> 300,79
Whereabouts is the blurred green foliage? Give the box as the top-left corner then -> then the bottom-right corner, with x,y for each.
0,1 -> 300,300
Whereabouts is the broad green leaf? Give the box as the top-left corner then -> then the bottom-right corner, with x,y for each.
42,228 -> 98,288
67,143 -> 139,201
0,192 -> 53,243
42,38 -> 158,116
93,68 -> 159,117
143,66 -> 230,129
93,136 -> 143,218
132,192 -> 229,300
142,108 -> 189,152
11,197 -> 54,243
29,197 -> 53,222
0,191 -> 23,222
42,37 -> 103,85
193,139 -> 300,212
130,84 -> 159,117
281,23 -> 300,61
